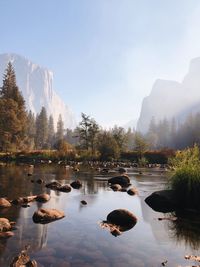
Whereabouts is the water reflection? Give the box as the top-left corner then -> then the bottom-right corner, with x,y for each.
168,211 -> 200,250
0,165 -> 199,266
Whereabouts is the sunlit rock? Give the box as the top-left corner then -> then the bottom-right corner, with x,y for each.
32,208 -> 65,224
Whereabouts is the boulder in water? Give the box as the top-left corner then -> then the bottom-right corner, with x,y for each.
70,180 -> 82,189
32,208 -> 65,224
108,175 -> 130,186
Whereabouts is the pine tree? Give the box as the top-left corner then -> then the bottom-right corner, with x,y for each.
26,110 -> 36,149
0,62 -> 27,151
56,114 -> 64,142
35,107 -> 48,149
48,115 -> 55,148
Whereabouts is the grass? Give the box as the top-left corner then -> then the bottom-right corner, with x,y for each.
170,145 -> 200,209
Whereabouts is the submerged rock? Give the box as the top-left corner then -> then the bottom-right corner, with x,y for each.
10,247 -> 37,267
12,196 -> 36,205
70,180 -> 82,189
107,209 -> 137,226
32,208 -> 65,224
145,190 -> 177,213
0,198 -> 11,208
108,175 -> 130,186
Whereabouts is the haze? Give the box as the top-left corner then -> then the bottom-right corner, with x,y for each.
1,0 -> 200,127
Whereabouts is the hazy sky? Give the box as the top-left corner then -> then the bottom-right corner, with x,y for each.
1,0 -> 200,127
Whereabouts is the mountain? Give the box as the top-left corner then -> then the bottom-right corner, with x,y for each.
137,57 -> 200,133
0,53 -> 76,128
123,119 -> 137,131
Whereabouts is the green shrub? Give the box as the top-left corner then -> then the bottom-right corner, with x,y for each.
170,145 -> 200,209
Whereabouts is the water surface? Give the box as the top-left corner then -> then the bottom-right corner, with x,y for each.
0,164 -> 199,267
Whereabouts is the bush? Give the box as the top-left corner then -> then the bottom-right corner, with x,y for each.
170,145 -> 200,209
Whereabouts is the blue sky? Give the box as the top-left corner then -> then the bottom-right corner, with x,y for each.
1,0 -> 200,127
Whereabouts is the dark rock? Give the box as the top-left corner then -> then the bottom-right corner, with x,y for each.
0,198 -> 11,208
107,209 -> 137,226
70,180 -> 82,189
81,200 -> 87,205
35,194 -> 50,203
36,179 -> 44,184
32,208 -> 65,224
127,187 -> 138,196
120,188 -> 127,192
21,204 -> 30,208
110,184 -> 122,191
118,168 -> 126,174
101,168 -> 109,174
59,185 -> 71,193
45,181 -> 62,190
108,175 -> 130,186
145,190 -> 177,213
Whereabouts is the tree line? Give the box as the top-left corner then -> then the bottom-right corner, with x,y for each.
0,62 -> 68,151
145,114 -> 200,150
1,62 -> 199,160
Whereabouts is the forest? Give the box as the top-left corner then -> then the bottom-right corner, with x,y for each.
0,62 -> 198,162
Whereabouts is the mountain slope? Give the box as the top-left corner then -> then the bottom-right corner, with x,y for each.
0,53 -> 76,128
137,57 -> 200,133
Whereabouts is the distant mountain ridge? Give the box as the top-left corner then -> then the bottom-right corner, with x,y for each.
0,53 -> 76,128
137,57 -> 200,133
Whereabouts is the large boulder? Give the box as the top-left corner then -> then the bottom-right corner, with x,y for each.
108,175 -> 130,186
32,208 -> 65,224
145,190 -> 177,213
0,198 -> 11,208
107,209 -> 137,226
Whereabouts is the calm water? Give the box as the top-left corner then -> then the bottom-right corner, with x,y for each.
0,164 -> 199,267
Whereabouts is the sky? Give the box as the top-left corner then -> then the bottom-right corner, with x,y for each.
1,0 -> 200,127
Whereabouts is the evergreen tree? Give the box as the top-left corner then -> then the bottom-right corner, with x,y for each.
56,114 -> 64,142
26,110 -> 36,149
48,115 -> 55,148
0,62 -> 27,151
35,107 -> 48,149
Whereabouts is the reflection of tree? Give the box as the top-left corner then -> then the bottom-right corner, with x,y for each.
168,211 -> 200,250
